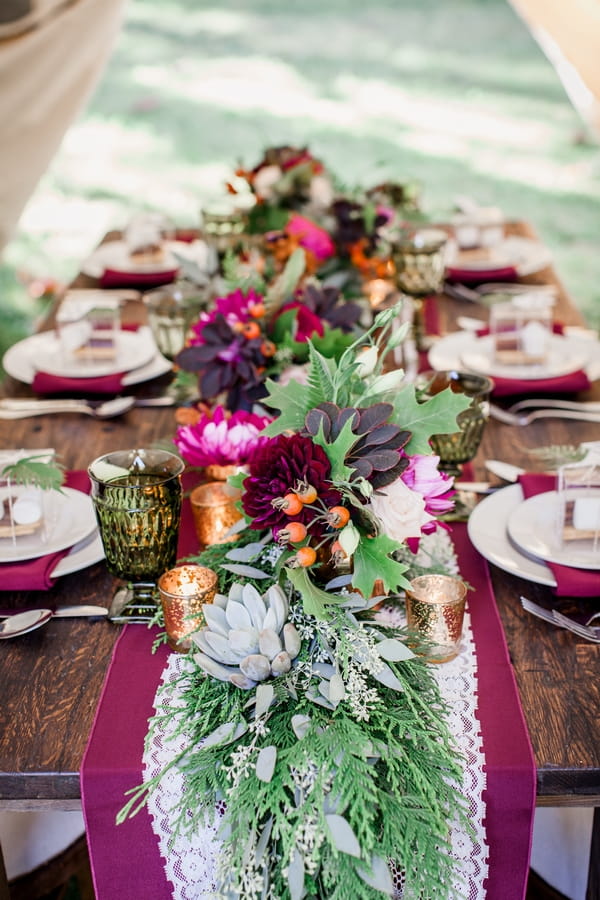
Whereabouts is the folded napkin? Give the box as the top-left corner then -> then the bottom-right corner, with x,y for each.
518,473 -> 600,597
490,368 -> 591,397
32,371 -> 127,396
1,470 -> 91,591
446,264 -> 518,285
100,269 -> 177,289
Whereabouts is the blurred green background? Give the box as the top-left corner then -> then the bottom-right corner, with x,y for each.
2,0 -> 599,369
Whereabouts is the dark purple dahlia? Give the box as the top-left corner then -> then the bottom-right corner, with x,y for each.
176,313 -> 267,408
241,433 -> 341,535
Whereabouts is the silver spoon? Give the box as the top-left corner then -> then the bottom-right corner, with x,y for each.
0,605 -> 108,639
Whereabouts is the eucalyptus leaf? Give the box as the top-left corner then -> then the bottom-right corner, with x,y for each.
375,637 -> 415,662
219,563 -> 271,579
325,814 -> 361,858
225,543 -> 265,562
254,683 -> 275,718
324,573 -> 354,590
201,720 -> 247,750
329,673 -> 346,706
356,855 -> 395,895
371,661 -> 404,692
255,816 -> 274,865
255,745 -> 277,783
291,714 -> 311,739
288,847 -> 306,900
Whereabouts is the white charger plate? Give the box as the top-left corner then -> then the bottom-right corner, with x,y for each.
429,330 -> 598,381
0,487 -> 97,563
6,329 -> 155,379
3,326 -> 172,386
467,484 -> 556,587
460,333 -> 591,381
81,239 -> 213,277
446,235 -> 552,278
507,490 -> 600,570
51,529 -> 104,578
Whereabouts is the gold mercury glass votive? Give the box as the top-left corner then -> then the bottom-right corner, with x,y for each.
158,564 -> 218,652
405,574 -> 468,663
190,481 -> 242,547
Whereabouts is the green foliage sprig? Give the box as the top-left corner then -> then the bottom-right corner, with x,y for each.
1,454 -> 64,492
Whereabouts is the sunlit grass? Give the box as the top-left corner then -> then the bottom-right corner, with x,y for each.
2,0 -> 599,370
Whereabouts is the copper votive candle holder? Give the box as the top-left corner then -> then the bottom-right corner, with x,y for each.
190,481 -> 242,547
405,574 -> 467,663
157,564 -> 218,652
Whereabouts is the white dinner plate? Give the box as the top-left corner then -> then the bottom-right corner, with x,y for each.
6,329 -> 155,379
0,487 -> 97,563
51,529 -> 104,578
429,330 -> 599,381
3,326 -> 172,386
446,235 -> 552,279
459,333 -> 591,381
467,484 -> 556,587
507,490 -> 600,570
81,239 -> 214,278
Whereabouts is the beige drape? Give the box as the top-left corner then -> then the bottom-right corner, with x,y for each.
0,0 -> 127,254
509,0 -> 600,140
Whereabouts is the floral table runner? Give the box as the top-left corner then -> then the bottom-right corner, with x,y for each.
81,522 -> 535,900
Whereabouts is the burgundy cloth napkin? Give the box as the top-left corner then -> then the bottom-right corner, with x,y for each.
518,474 -> 600,597
490,368 -> 591,397
81,519 -> 535,900
32,370 -> 127,396
446,264 -> 518,285
100,268 -> 177,289
1,470 -> 91,591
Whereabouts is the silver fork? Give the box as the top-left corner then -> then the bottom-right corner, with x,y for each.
507,398 -> 600,415
489,404 -> 600,426
520,597 -> 600,641
551,610 -> 600,643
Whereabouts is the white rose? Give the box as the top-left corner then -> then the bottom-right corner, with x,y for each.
369,477 -> 434,543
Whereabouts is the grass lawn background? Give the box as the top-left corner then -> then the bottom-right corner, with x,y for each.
1,0 -> 599,368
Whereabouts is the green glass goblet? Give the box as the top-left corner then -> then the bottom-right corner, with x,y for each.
418,370 -> 494,478
391,227 -> 448,352
88,448 -> 185,620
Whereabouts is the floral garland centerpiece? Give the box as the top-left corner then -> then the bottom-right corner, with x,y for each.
173,248 -> 365,411
121,304 -> 473,899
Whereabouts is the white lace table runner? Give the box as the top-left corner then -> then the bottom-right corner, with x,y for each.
142,610 -> 488,899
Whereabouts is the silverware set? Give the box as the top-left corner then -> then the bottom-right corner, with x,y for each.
520,597 -> 600,642
489,400 -> 600,426
0,395 -> 174,419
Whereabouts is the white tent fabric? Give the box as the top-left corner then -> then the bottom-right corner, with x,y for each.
509,0 -> 600,140
0,0 -> 126,253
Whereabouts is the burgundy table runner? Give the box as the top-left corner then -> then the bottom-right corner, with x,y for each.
81,517 -> 535,900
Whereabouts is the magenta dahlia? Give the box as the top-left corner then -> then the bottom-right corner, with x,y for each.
174,406 -> 271,468
241,433 -> 341,535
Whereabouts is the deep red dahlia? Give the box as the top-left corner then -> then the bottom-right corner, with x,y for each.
241,434 -> 341,535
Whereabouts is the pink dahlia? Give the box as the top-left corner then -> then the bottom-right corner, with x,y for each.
285,214 -> 335,262
189,288 -> 264,343
400,454 -> 455,531
241,433 -> 341,535
276,301 -> 324,342
174,406 -> 271,468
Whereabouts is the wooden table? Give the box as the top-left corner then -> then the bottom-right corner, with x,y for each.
0,224 -> 598,891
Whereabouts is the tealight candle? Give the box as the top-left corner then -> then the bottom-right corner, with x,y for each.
405,574 -> 467,663
190,481 -> 242,547
157,564 -> 218,652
